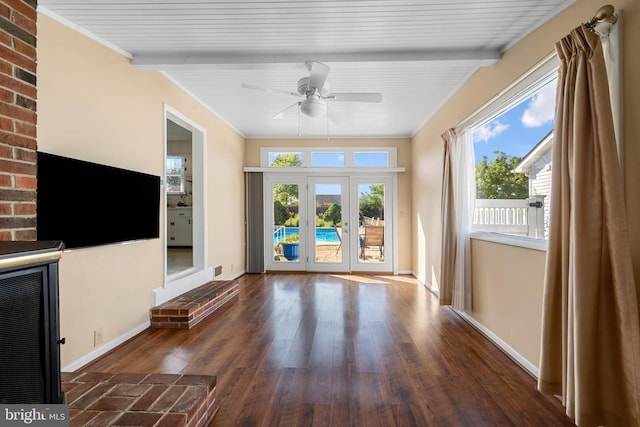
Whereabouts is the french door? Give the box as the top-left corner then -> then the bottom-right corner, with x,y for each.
264,174 -> 394,273
307,177 -> 350,272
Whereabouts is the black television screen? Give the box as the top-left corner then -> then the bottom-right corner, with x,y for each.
37,151 -> 161,249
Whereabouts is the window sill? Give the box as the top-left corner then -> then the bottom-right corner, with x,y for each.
470,231 -> 547,252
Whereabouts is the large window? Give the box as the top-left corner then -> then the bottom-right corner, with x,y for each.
469,59 -> 558,240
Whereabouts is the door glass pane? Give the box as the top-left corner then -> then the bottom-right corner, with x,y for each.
358,183 -> 385,263
314,183 -> 342,263
273,183 -> 300,263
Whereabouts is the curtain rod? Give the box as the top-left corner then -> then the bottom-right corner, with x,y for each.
586,4 -> 618,32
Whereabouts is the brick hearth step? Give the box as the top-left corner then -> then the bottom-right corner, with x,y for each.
150,280 -> 239,329
62,372 -> 218,427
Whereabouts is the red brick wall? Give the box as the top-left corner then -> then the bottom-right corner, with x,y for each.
0,0 -> 37,241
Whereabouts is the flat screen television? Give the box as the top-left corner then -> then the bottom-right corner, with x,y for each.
37,151 -> 161,249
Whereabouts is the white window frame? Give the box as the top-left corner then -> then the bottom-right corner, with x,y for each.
260,147 -> 397,169
458,53 -> 559,250
166,155 -> 186,194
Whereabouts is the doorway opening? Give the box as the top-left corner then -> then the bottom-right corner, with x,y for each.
166,120 -> 194,275
156,107 -> 210,306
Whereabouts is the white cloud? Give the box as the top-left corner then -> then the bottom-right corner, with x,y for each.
521,83 -> 556,127
473,120 -> 510,143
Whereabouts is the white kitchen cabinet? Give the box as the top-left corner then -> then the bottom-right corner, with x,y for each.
167,208 -> 192,246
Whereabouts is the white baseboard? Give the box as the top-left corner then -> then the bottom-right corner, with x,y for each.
61,269 -> 245,373
227,269 -> 246,280
411,271 -> 428,286
454,310 -> 539,378
409,271 -> 436,295
62,321 -> 150,372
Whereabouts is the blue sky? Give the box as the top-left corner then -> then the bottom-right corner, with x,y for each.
472,80 -> 556,162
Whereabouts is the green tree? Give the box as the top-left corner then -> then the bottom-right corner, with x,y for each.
359,184 -> 384,220
475,151 -> 529,199
272,153 -> 301,210
271,153 -> 302,167
273,200 -> 290,225
323,203 -> 342,226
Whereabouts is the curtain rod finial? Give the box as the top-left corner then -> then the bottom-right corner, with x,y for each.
586,5 -> 617,32
595,5 -> 617,24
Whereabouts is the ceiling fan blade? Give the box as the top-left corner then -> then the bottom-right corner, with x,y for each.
326,92 -> 383,103
273,102 -> 300,119
241,83 -> 300,97
307,61 -> 330,91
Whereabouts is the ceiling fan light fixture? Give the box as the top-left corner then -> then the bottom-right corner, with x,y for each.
300,96 -> 327,117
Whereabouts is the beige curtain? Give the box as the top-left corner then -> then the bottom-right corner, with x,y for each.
440,128 -> 474,310
538,25 -> 640,427
440,129 -> 456,305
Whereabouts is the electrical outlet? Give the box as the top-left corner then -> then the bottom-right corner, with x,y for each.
94,328 -> 103,347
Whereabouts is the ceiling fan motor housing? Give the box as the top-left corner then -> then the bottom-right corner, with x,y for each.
297,77 -> 311,95
297,77 -> 330,96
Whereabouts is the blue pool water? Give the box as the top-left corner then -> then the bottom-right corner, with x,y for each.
274,227 -> 340,244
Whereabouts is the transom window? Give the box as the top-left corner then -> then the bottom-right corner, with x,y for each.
354,151 -> 388,167
269,152 -> 302,167
311,152 -> 345,167
261,147 -> 396,168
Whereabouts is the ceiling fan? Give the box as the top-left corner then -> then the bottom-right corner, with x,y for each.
241,61 -> 382,120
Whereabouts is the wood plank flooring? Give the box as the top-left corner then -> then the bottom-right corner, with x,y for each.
82,273 -> 575,426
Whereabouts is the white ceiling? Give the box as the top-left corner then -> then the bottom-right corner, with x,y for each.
38,0 -> 575,139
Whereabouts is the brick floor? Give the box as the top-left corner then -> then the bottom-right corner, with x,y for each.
62,372 -> 218,427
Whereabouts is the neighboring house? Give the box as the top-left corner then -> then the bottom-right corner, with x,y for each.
514,131 -> 553,199
514,131 -> 553,238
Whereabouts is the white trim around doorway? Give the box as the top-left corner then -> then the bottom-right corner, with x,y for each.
154,104 -> 210,305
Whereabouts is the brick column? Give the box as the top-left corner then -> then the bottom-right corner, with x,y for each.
0,0 -> 37,241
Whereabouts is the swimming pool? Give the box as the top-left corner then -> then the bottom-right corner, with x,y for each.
274,227 -> 340,244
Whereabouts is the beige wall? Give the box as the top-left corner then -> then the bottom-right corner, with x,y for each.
245,138 -> 412,272
37,15 -> 246,367
412,0 -> 640,369
471,240 -> 546,366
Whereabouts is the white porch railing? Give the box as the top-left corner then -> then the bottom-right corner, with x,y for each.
473,195 -> 545,238
273,225 -> 286,244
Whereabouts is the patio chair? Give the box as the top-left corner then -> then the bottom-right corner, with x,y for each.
361,225 -> 384,258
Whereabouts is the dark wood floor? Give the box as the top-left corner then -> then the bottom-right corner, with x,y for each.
83,273 -> 574,426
